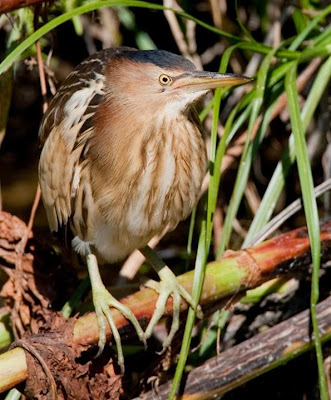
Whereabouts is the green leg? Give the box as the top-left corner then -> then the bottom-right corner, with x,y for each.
86,253 -> 145,373
140,245 -> 203,351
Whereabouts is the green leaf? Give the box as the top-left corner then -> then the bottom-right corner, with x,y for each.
0,1 -> 302,75
285,62 -> 327,400
169,44 -> 238,400
4,389 -> 21,400
217,46 -> 277,257
244,55 -> 331,244
289,4 -> 331,51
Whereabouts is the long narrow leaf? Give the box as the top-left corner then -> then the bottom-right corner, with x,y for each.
217,47 -> 277,257
244,55 -> 331,244
0,2 -> 303,75
289,5 -> 331,51
285,63 -> 327,400
169,44 -> 239,399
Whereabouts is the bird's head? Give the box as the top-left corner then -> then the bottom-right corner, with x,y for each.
103,50 -> 251,119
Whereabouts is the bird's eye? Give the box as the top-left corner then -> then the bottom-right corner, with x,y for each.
159,74 -> 172,86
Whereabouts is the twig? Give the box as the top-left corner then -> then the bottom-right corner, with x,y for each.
244,180 -> 261,216
163,0 -> 202,69
12,36 -> 47,337
163,0 -> 190,59
244,178 -> 331,247
35,40 -> 48,112
209,0 -> 224,29
212,204 -> 223,255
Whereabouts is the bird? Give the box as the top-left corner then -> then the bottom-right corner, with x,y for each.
38,47 -> 250,372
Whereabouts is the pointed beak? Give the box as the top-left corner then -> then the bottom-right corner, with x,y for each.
175,70 -> 252,92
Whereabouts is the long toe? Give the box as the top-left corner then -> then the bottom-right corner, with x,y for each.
92,286 -> 145,373
143,266 -> 203,349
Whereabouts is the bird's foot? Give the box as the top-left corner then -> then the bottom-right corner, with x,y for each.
143,265 -> 203,352
87,254 -> 145,374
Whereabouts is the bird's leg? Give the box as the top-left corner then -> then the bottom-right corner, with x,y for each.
86,253 -> 145,373
140,245 -> 203,350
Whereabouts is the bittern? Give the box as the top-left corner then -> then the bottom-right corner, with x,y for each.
39,47 -> 250,371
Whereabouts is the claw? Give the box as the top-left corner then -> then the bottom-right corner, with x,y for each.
140,246 -> 203,349
86,254 -> 145,373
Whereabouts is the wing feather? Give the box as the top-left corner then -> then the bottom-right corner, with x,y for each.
38,50 -> 118,233
39,47 -> 137,235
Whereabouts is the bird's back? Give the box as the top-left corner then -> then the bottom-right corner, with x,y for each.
39,47 -> 136,242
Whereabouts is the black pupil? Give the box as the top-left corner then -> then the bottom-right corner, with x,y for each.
162,76 -> 168,82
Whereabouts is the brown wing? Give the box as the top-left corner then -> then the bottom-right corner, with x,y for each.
39,47 -> 136,234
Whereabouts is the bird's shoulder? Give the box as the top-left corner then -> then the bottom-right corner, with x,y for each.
39,47 -> 137,144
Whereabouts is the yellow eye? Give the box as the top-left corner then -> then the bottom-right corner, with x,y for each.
159,74 -> 172,86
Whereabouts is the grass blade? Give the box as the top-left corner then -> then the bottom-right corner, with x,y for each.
244,55 -> 331,244
289,5 -> 331,51
285,63 -> 327,400
217,46 -> 277,257
169,45 -> 239,399
0,1 -> 307,75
